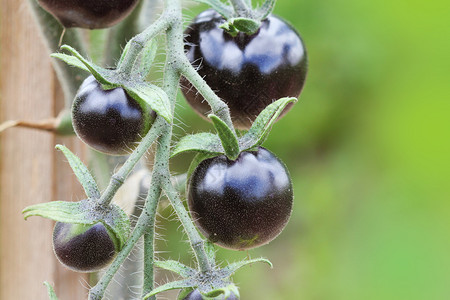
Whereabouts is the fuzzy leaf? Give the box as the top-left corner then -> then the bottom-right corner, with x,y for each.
257,0 -> 276,20
56,145 -> 100,199
209,115 -> 240,160
44,282 -> 58,300
58,45 -> 116,86
171,133 -> 223,158
22,200 -> 96,224
154,260 -> 196,278
142,279 -> 193,299
125,83 -> 172,124
50,53 -> 89,73
239,97 -> 297,150
221,258 -> 272,278
191,0 -> 232,19
135,40 -> 157,78
102,204 -> 131,250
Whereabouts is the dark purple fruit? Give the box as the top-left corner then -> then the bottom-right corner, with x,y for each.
52,221 -> 119,272
37,0 -> 140,29
72,75 -> 154,156
182,9 -> 307,129
187,147 -> 293,250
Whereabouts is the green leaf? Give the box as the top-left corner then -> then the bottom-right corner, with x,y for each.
44,282 -> 58,300
239,97 -> 297,150
102,204 -> 131,250
58,45 -> 116,86
22,200 -> 97,224
171,133 -> 223,158
125,83 -> 172,124
142,279 -> 193,299
191,0 -> 232,19
209,115 -> 240,160
135,40 -> 157,78
55,145 -> 100,199
154,260 -> 196,278
230,18 -> 261,35
50,53 -> 89,73
257,0 -> 276,20
221,258 -> 272,278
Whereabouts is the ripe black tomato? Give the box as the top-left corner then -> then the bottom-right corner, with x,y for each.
72,75 -> 154,156
37,0 -> 139,29
181,289 -> 239,300
52,221 -> 118,272
187,147 -> 293,250
182,9 -> 307,129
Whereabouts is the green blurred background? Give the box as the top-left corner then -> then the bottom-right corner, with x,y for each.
162,0 -> 450,299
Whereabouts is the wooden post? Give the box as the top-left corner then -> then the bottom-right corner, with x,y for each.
0,1 -> 87,299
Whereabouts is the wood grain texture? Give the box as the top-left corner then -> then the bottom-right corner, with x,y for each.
0,1 -> 87,299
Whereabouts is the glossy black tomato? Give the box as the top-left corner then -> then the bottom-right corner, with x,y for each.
180,289 -> 239,300
37,0 -> 139,29
187,147 -> 293,250
182,9 -> 307,129
72,75 -> 154,156
52,221 -> 119,272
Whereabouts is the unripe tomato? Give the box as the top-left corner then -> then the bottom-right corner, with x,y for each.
37,0 -> 140,29
188,147 -> 293,250
182,9 -> 307,129
72,75 -> 155,156
52,222 -> 119,272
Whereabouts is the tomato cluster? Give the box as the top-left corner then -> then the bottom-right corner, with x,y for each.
182,9 -> 307,129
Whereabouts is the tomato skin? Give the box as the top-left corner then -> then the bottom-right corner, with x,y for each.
182,9 -> 307,129
52,222 -> 118,272
72,75 -> 154,156
37,0 -> 140,29
188,147 -> 293,250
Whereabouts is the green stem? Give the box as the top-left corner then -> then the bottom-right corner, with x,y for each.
142,232 -> 155,299
230,0 -> 251,16
116,13 -> 171,75
98,117 -> 164,207
27,0 -> 88,107
179,58 -> 236,135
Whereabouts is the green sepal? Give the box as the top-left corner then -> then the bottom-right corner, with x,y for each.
125,83 -> 172,124
192,0 -> 232,19
55,145 -> 100,199
177,288 -> 195,300
50,53 -> 89,73
54,45 -> 117,86
209,115 -> 240,160
44,282 -> 58,300
154,260 -> 196,278
170,133 -> 223,158
257,0 -> 276,20
22,199 -> 130,250
239,97 -> 297,151
134,39 -> 157,79
221,258 -> 272,278
203,284 -> 240,299
142,279 -> 193,299
220,17 -> 261,36
22,200 -> 95,224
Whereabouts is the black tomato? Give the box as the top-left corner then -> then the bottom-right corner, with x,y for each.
187,147 -> 293,250
182,9 -> 307,129
181,290 -> 239,300
52,221 -> 119,272
72,75 -> 154,156
37,0 -> 140,29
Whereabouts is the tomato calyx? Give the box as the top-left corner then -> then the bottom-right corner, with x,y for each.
142,258 -> 271,299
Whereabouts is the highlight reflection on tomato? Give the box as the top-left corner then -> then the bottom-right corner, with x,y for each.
182,9 -> 308,129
